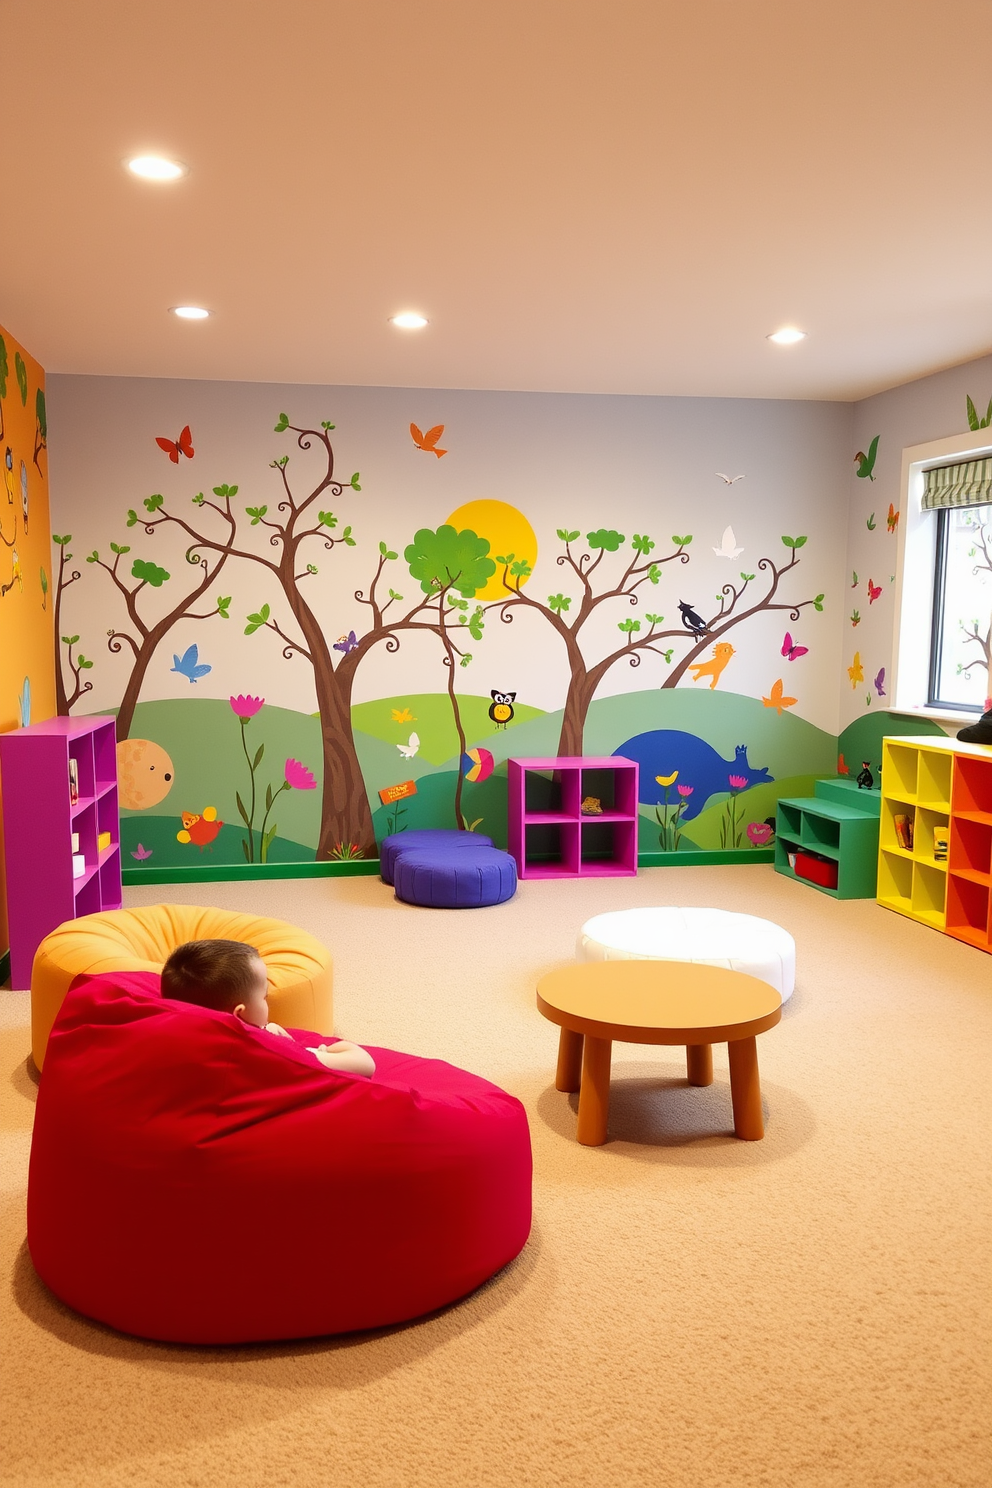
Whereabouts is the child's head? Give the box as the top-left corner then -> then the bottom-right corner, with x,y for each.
161,939 -> 270,1027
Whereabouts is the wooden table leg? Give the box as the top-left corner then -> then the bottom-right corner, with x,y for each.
686,1043 -> 713,1086
576,1036 -> 612,1145
728,1035 -> 764,1140
556,1026 -> 584,1092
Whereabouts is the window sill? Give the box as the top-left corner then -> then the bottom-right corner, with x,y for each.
888,706 -> 971,729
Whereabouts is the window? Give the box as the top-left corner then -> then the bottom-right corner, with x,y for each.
928,501 -> 992,714
892,437 -> 992,722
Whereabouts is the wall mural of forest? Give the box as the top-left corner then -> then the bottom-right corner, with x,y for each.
46,377 -> 861,874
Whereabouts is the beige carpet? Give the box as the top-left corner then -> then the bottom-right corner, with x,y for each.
2,865 -> 990,1488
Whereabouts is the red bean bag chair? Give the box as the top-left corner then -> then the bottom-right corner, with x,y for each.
27,972 -> 532,1344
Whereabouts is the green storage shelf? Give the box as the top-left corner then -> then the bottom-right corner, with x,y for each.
775,778 -> 881,899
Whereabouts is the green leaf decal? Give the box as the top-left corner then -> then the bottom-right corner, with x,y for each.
631,533 -> 655,556
244,603 -> 271,635
587,528 -> 625,551
671,535 -> 692,547
131,558 -> 170,587
143,493 -> 164,513
216,595 -> 231,618
274,412 -> 290,432
15,351 -> 27,404
245,505 -> 268,525
548,593 -> 572,614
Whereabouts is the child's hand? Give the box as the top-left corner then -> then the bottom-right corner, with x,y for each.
265,1021 -> 292,1039
306,1040 -> 376,1078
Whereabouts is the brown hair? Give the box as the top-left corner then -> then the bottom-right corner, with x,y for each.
160,939 -> 264,1012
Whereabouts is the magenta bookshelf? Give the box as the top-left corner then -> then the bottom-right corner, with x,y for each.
507,756 -> 639,879
0,716 -> 122,990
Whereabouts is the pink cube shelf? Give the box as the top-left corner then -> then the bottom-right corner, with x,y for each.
0,715 -> 122,990
507,757 -> 639,880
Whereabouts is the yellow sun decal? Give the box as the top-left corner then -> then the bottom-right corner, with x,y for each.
444,500 -> 538,601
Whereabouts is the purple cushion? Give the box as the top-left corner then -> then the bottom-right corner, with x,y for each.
393,847 -> 517,909
380,829 -> 494,885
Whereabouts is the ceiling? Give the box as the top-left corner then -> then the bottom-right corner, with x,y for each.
6,0 -> 991,401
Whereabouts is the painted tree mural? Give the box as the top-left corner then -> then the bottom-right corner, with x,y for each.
492,529 -> 824,755
958,509 -> 992,690
53,519 -> 233,736
51,535 -> 94,712
138,417 -> 494,856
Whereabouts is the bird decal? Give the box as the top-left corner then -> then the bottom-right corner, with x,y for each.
177,806 -> 223,850
856,762 -> 874,790
781,631 -> 808,661
333,631 -> 358,654
713,526 -> 743,559
867,578 -> 882,604
855,435 -> 879,480
156,425 -> 195,463
688,642 -> 735,690
3,447 -> 13,504
887,504 -> 899,532
715,473 -> 745,485
851,571 -> 859,588
848,651 -> 864,689
762,678 -> 798,715
489,690 -> 516,728
410,423 -> 447,458
19,459 -> 28,533
2,546 -> 22,596
396,732 -> 420,759
874,667 -> 886,697
171,643 -> 212,683
678,601 -> 708,635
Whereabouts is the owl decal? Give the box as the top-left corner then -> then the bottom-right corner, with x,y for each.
489,690 -> 516,729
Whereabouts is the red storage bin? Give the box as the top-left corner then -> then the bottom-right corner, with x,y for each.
794,851 -> 838,889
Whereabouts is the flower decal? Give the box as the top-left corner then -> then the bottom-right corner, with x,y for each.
747,822 -> 773,847
677,783 -> 694,798
285,758 -> 317,790
230,693 -> 264,720
728,774 -> 749,791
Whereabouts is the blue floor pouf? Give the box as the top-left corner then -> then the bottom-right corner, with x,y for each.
379,829 -> 494,885
393,846 -> 518,909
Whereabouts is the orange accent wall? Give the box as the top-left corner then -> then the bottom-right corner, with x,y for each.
0,324 -> 56,971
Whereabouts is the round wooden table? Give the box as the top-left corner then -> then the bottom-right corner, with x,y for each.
537,960 -> 782,1145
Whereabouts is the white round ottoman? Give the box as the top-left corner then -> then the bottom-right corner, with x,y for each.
577,907 -> 795,1002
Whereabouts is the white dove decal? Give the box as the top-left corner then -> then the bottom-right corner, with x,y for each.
396,732 -> 420,759
713,525 -> 743,559
715,473 -> 745,485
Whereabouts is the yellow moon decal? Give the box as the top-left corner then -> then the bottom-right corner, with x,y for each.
445,500 -> 537,601
117,738 -> 176,810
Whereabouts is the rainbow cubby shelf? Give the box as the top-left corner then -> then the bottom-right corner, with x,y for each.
877,735 -> 992,953
507,757 -> 639,879
0,716 -> 122,990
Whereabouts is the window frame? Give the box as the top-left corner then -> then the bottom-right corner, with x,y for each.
890,430 -> 992,723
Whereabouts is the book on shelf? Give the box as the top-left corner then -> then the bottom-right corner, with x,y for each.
68,757 -> 79,806
893,813 -> 912,850
932,826 -> 949,862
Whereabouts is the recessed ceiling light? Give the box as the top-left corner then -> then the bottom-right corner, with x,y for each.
170,305 -> 210,320
767,327 -> 807,345
390,312 -> 429,329
127,155 -> 187,181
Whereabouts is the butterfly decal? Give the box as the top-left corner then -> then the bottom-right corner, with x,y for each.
715,472 -> 745,485
887,504 -> 899,532
391,707 -> 416,723
171,643 -> 212,683
762,678 -> 797,715
397,732 -> 420,759
781,631 -> 808,661
867,578 -> 882,604
848,651 -> 864,689
410,423 -> 447,458
874,667 -> 886,697
156,425 -> 194,463
713,525 -> 743,559
333,631 -> 358,654
131,843 -> 153,861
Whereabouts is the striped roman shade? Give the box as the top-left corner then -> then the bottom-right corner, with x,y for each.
922,456 -> 992,510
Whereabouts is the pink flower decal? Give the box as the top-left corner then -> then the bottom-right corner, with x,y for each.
230,694 -> 264,720
728,774 -> 749,791
747,822 -> 773,847
677,783 -> 694,797
285,758 -> 317,790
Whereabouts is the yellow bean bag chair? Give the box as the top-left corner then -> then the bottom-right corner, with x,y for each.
31,904 -> 332,1072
